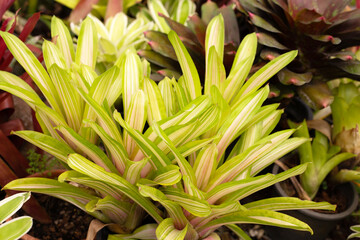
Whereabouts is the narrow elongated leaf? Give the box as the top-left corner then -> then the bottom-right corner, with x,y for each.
3,178 -> 109,222
114,110 -> 171,169
58,170 -> 124,200
0,31 -> 62,115
42,40 -> 67,70
197,209 -> 312,238
138,184 -> 189,229
124,90 -> 147,157
152,122 -> 196,184
0,192 -> 30,224
56,125 -> 118,173
75,17 -> 98,69
86,121 -> 128,174
232,50 -> 297,106
51,16 -> 75,67
156,218 -> 188,240
194,143 -> 218,190
159,77 -> 178,117
108,224 -> 157,240
67,154 -> 163,223
168,30 -> 201,100
162,188 -> 211,217
124,158 -> 148,184
0,216 -> 32,240
204,46 -> 224,95
205,14 -> 224,64
244,197 -> 335,211
86,195 -> 131,224
148,0 -> 171,33
13,130 -> 74,162
144,77 -> 167,125
49,64 -> 83,130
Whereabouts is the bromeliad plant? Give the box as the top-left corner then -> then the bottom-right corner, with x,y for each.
239,0 -> 360,86
288,120 -> 356,200
0,14 -> 335,239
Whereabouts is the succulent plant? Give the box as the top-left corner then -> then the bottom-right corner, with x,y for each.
239,0 -> 360,86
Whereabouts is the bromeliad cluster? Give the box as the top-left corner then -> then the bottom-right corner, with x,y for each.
0,14 -> 334,239
239,0 -> 360,86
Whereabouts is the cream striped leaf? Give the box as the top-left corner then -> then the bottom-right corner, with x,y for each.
151,165 -> 182,186
49,64 -> 83,130
86,120 -> 128,174
3,178 -> 110,222
152,122 -> 196,184
138,184 -> 189,229
168,31 -> 201,100
0,192 -> 30,224
182,175 -> 206,200
0,31 -> 63,115
58,170 -> 124,200
205,14 -> 224,66
13,131 -> 74,162
172,0 -> 196,25
67,153 -> 163,223
75,17 -> 98,70
85,195 -> 131,224
42,40 -> 67,70
124,158 -> 149,184
148,0 -> 171,33
51,16 -> 75,68
171,78 -> 188,109
205,46 -> 224,96
216,86 -> 269,160
244,197 -> 335,211
114,110 -> 171,169
122,50 -> 143,117
162,188 -> 211,217
124,90 -> 147,157
76,86 -> 123,144
225,164 -> 308,203
232,50 -> 297,106
107,224 -> 157,240
194,143 -> 218,190
156,218 -> 188,240
144,77 -> 167,125
56,125 -> 118,173
225,33 -> 257,103
197,209 -> 312,238
159,77 -> 178,117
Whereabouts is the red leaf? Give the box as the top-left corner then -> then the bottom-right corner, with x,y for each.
19,12 -> 41,42
105,0 -> 123,21
68,0 -> 100,23
0,0 -> 15,19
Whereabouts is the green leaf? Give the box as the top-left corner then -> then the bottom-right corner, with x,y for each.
13,130 -> 74,162
42,40 -> 67,70
148,0 -> 171,33
75,17 -> 98,70
67,153 -> 164,223
0,216 -> 33,240
162,188 -> 211,217
205,14 -> 224,64
144,77 -> 167,125
0,192 -> 30,224
152,122 -> 196,184
48,64 -> 83,130
86,121 -> 128,174
56,125 -> 118,173
205,46 -> 225,95
51,16 -> 75,68
159,77 -> 179,117
156,218 -> 188,240
244,197 -> 336,211
114,110 -> 171,169
168,31 -> 201,100
232,50 -> 298,106
86,195 -> 131,224
0,31 -> 63,115
197,209 -> 312,238
194,143 -> 218,190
